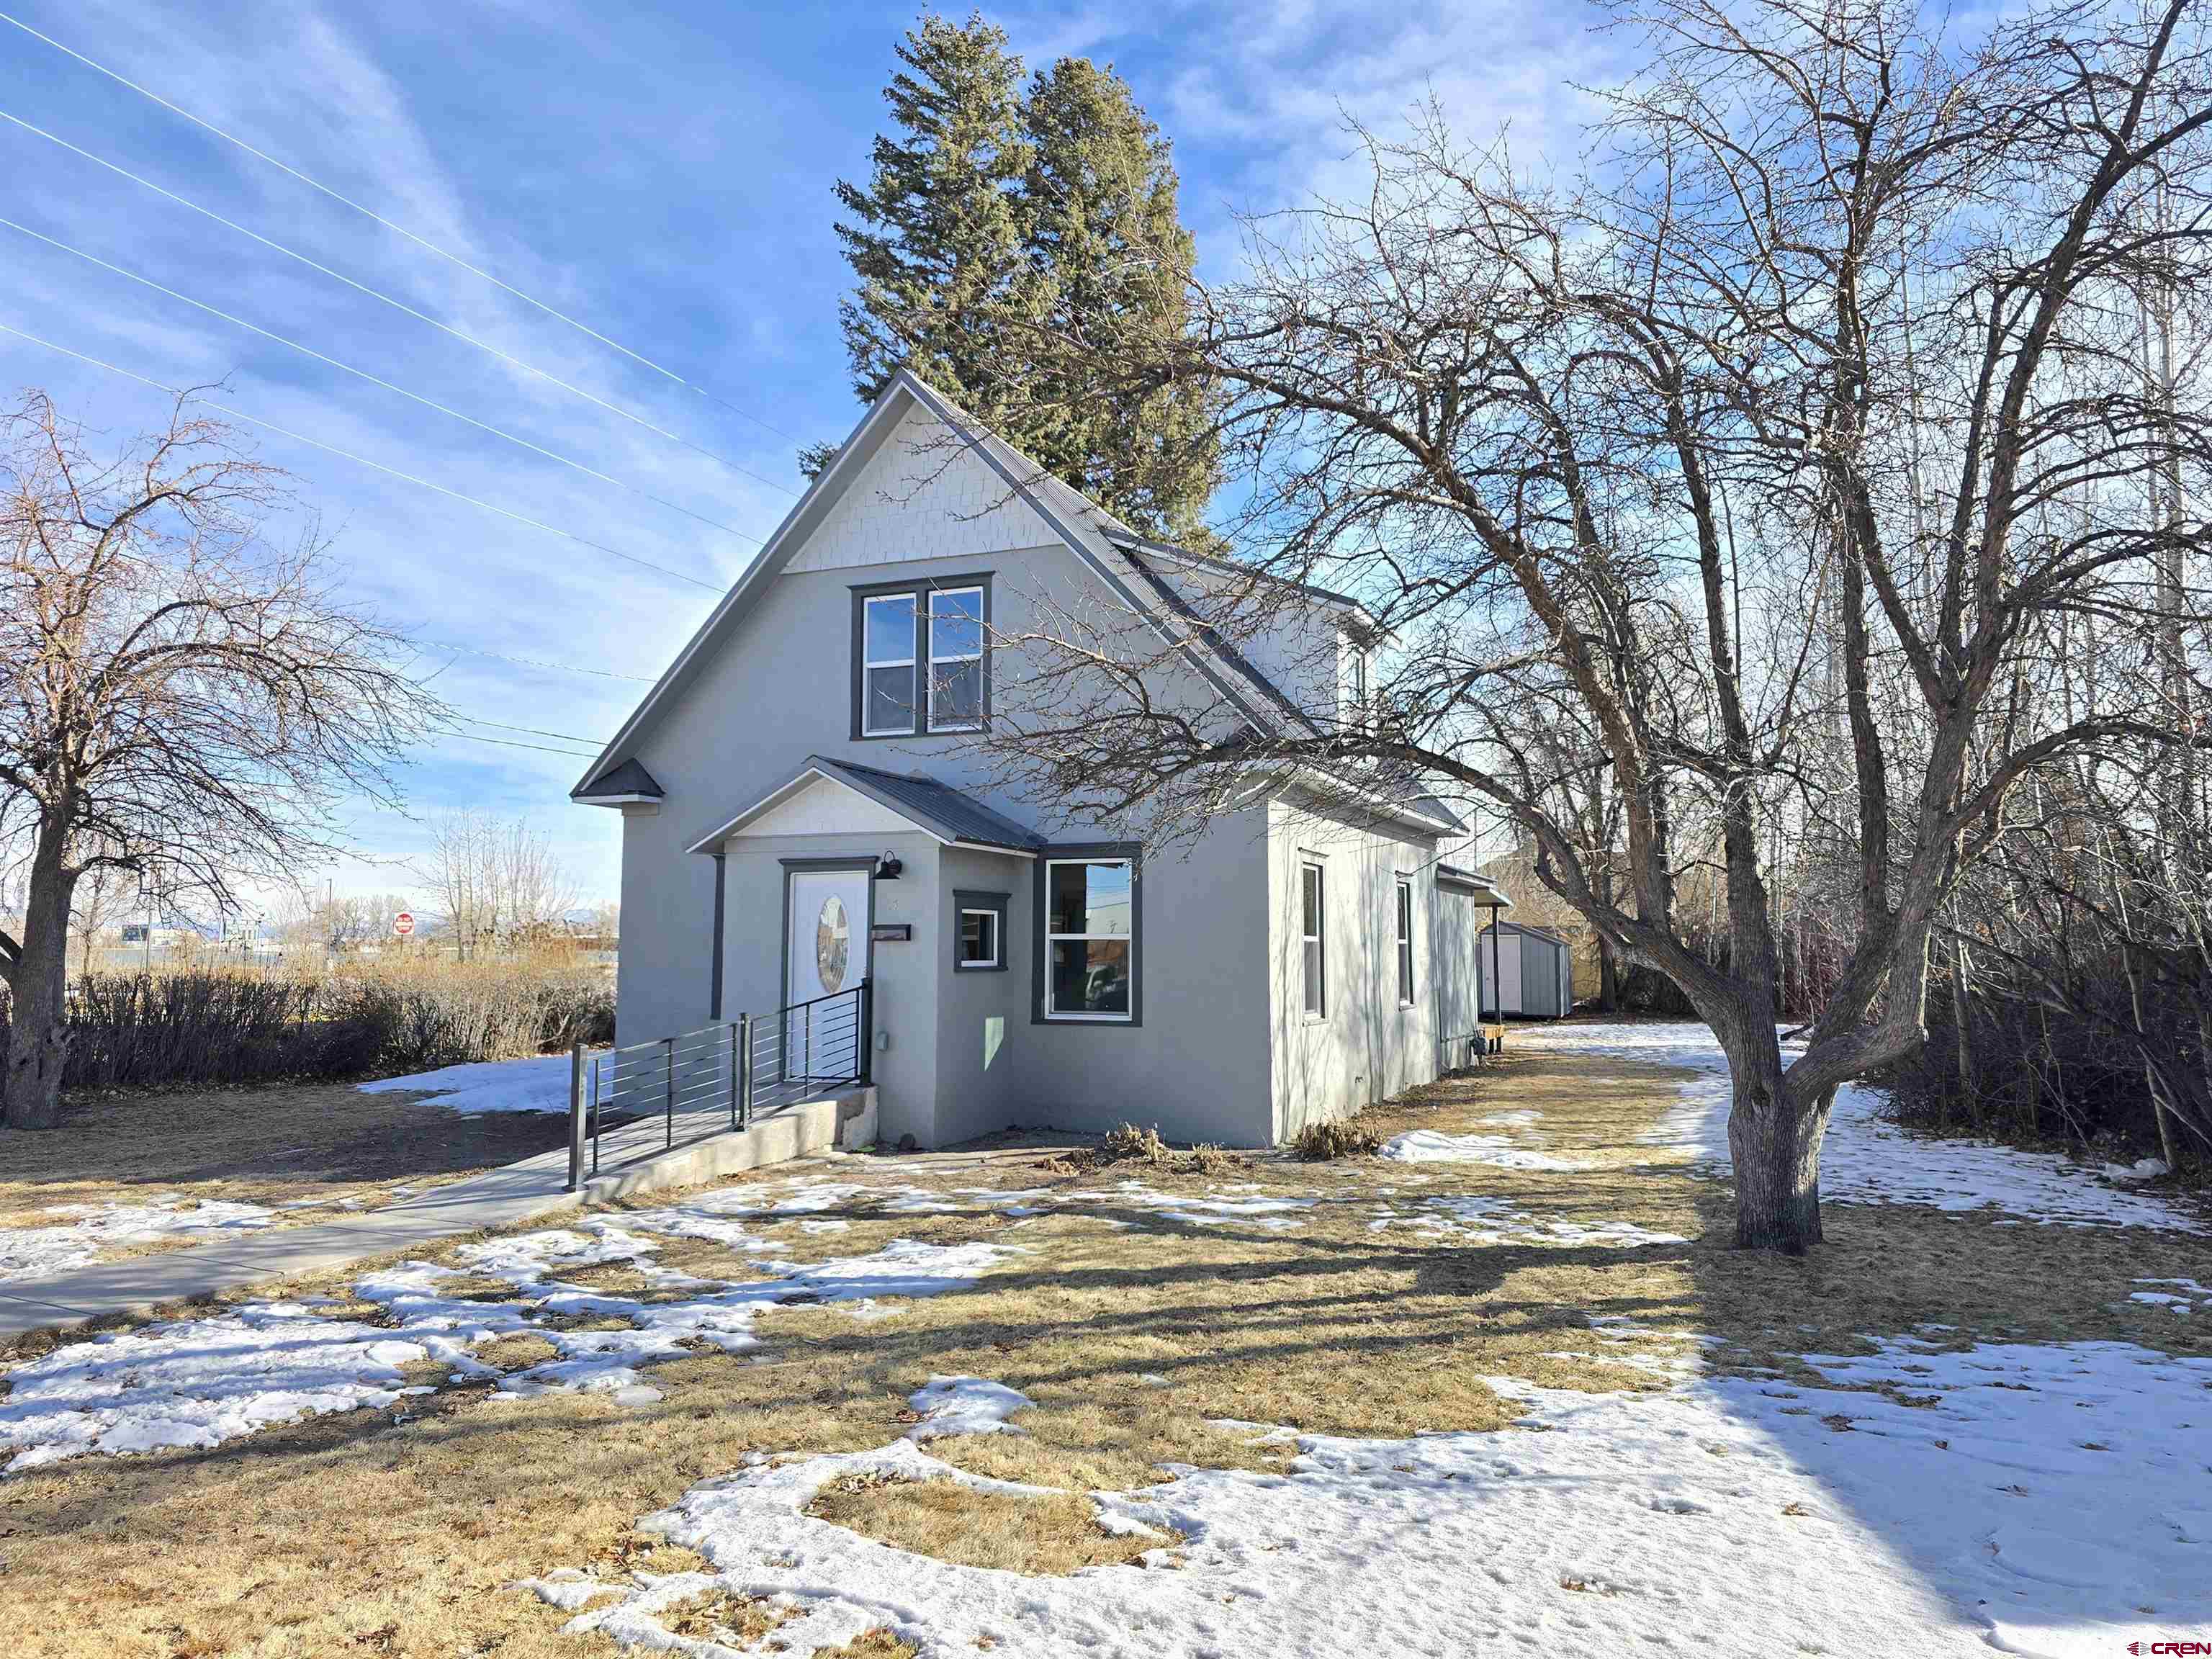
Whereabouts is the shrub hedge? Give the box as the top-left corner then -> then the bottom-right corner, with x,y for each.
0,959 -> 615,1092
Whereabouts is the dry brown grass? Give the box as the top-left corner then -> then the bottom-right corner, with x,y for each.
0,1077 -> 571,1267
806,1473 -> 1169,1575
659,1586 -> 793,1645
0,1035 -> 2202,1657
812,1632 -> 920,1659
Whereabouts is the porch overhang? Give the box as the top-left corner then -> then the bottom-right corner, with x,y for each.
1437,863 -> 1514,908
685,755 -> 1046,858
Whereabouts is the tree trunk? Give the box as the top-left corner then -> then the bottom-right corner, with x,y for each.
1,818 -> 77,1130
1719,1021 -> 1826,1253
1593,864 -> 1620,1012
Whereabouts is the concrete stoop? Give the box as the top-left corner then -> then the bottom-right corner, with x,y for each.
583,1085 -> 878,1202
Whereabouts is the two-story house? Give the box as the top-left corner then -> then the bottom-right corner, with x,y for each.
570,369 -> 1511,1148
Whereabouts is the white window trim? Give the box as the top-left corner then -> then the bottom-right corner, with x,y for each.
1044,855 -> 1135,1021
1395,877 -> 1416,1007
1300,859 -> 1327,1020
958,905 -> 1001,968
863,593 -> 917,736
927,585 -> 986,733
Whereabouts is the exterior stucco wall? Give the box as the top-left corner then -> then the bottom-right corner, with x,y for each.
1431,884 -> 1495,1069
1267,797 -> 1441,1141
600,410 -> 1401,1150
716,830 -> 940,1148
1004,807 -> 1273,1147
930,845 -> 1035,1146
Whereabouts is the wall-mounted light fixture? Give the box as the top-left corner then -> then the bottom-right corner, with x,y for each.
875,852 -> 904,881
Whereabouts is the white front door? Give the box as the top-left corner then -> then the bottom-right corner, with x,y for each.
786,867 -> 870,1083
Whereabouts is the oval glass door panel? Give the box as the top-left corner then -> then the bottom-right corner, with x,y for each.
816,895 -> 850,992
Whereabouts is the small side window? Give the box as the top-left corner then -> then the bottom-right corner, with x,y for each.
953,889 -> 1009,974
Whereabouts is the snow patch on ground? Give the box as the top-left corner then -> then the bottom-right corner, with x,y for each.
527,1339 -> 2212,1659
0,1197 -> 276,1281
1076,1181 -> 1316,1230
905,1375 -> 1033,1441
356,1054 -> 589,1115
1377,1128 -> 1592,1170
1530,1021 -> 2203,1231
0,1203 -> 1012,1472
1367,1194 -> 1688,1249
2130,1277 -> 2209,1316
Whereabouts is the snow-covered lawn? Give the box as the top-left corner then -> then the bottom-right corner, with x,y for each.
0,1206 -> 1011,1473
514,1021 -> 2210,1659
5,1018 -> 2206,1659
0,1195 -> 276,1281
531,1337 -> 2212,1658
1531,1020 -> 2205,1232
356,1053 -> 588,1115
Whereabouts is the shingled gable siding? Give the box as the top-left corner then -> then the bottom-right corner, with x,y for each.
785,407 -> 1048,573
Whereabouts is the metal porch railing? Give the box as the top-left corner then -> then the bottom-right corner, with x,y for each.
565,979 -> 871,1189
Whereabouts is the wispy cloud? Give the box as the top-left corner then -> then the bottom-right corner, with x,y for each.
1,0 -> 1621,911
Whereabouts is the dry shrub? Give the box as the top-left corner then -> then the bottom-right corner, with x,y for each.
1045,1125 -> 1241,1178
6,951 -> 614,1093
1097,1122 -> 1170,1166
1289,1119 -> 1382,1160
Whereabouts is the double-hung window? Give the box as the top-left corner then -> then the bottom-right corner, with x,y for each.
1395,878 -> 1416,1005
854,578 -> 989,737
1043,856 -> 1134,1019
1300,860 -> 1326,1018
928,586 -> 985,730
860,593 -> 919,736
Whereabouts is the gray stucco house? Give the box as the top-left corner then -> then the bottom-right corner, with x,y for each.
571,369 -> 1511,1148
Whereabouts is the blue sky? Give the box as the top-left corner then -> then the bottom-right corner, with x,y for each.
0,0 -> 1618,915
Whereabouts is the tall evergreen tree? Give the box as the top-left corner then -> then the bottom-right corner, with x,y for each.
1016,56 -> 1216,539
826,13 -> 1031,447
819,14 -> 1217,538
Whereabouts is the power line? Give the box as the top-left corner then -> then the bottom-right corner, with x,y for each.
0,9 -> 802,446
0,212 -> 770,544
436,731 -> 600,760
0,315 -> 727,592
0,106 -> 802,498
460,716 -> 613,745
412,639 -> 656,683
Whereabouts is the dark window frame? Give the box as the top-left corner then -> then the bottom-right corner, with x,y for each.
848,572 -> 994,741
953,886 -> 1010,974
1395,876 -> 1416,1007
1300,858 -> 1327,1020
1030,842 -> 1141,1027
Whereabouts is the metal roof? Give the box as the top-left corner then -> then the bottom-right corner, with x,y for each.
573,757 -> 663,801
1435,863 -> 1513,907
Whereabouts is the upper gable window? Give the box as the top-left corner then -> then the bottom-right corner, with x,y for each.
928,587 -> 985,731
860,593 -> 918,735
852,576 -> 991,739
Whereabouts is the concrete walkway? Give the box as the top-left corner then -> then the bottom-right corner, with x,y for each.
0,1086 -> 876,1341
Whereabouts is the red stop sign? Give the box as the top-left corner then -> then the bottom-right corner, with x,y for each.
392,912 -> 416,937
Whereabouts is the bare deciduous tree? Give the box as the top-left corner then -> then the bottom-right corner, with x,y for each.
419,810 -> 575,957
65,860 -> 133,980
0,391 -> 440,1127
968,0 -> 2212,1249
